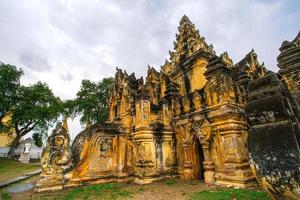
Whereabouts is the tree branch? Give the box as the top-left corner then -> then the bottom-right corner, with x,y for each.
20,123 -> 37,137
19,120 -> 33,133
14,122 -> 20,136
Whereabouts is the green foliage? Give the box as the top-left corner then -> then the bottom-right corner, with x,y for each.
0,63 -> 23,128
66,77 -> 113,125
138,187 -> 145,192
0,191 -> 10,200
189,188 -> 270,200
10,81 -> 63,135
7,81 -> 62,156
165,179 -> 176,185
32,133 -> 44,147
0,63 -> 63,156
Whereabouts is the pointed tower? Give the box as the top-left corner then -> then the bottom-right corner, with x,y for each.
169,15 -> 215,68
278,32 -> 300,96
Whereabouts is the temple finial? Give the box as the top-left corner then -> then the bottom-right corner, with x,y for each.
179,15 -> 193,28
63,117 -> 69,133
168,14 -> 215,67
180,15 -> 190,22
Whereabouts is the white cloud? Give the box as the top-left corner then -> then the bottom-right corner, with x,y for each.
0,0 -> 299,139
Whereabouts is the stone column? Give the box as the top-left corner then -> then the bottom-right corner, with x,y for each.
201,143 -> 215,185
116,127 -> 126,177
214,120 -> 254,188
134,98 -> 157,183
182,142 -> 194,179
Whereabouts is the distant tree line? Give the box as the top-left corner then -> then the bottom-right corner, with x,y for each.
0,62 -> 113,158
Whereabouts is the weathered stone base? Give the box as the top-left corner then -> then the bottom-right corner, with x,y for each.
133,175 -> 179,185
215,169 -> 256,188
35,175 -> 66,192
35,174 -> 179,192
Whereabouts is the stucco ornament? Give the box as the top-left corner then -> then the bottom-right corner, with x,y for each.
41,121 -> 73,175
200,120 -> 213,144
191,119 -> 213,146
36,15 -> 299,193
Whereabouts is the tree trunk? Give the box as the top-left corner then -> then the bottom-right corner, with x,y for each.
7,134 -> 21,159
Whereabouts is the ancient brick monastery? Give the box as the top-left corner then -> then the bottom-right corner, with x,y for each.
36,15 -> 300,199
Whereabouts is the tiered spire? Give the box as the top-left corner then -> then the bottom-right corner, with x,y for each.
168,15 -> 215,67
277,32 -> 300,92
278,31 -> 300,71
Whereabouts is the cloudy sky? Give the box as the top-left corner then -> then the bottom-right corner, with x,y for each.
0,0 -> 299,139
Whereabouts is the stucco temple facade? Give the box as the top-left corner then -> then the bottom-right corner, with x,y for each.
36,16 -> 300,195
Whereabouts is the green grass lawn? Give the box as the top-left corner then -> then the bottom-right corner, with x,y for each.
190,188 -> 270,200
8,183 -> 133,200
0,158 -> 40,182
55,183 -> 132,200
0,176 -> 271,200
28,184 -> 270,200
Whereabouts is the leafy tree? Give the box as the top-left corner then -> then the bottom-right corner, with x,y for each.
0,63 -> 23,125
32,132 -> 44,147
7,82 -> 63,157
66,78 -> 113,125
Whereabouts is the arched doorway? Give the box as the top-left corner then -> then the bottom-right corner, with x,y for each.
192,138 -> 205,179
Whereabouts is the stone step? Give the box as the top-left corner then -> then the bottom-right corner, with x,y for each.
0,169 -> 41,188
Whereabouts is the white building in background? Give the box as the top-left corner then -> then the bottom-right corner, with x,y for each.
0,137 -> 43,159
14,138 -> 43,159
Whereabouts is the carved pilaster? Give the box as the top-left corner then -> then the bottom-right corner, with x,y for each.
135,99 -> 150,129
191,119 -> 215,184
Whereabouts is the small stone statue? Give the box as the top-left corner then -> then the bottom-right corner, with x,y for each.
35,121 -> 73,192
41,121 -> 72,176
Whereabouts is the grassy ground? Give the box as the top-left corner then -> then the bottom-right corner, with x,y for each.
2,178 -> 271,200
0,158 -> 40,182
2,182 -> 132,200
189,188 -> 270,200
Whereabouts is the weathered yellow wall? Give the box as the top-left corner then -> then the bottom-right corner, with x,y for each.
0,115 -> 15,147
189,59 -> 208,92
171,58 -> 208,96
0,134 -> 14,147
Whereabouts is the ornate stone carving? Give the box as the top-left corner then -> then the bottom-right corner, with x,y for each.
40,121 -> 73,176
37,16 -> 299,195
182,96 -> 190,113
220,51 -> 233,66
234,49 -> 267,80
190,119 -> 215,184
192,91 -> 202,110
199,119 -> 213,146
168,15 -> 215,71
35,121 -> 73,192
